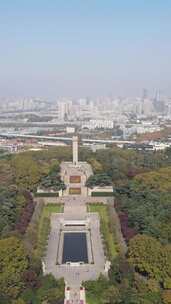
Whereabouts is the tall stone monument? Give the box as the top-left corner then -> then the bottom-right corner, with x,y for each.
72,136 -> 78,166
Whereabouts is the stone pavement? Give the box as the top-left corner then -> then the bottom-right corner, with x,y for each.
44,195 -> 106,304
64,196 -> 87,220
43,161 -> 109,303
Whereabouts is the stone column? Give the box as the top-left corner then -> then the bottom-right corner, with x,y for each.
72,136 -> 78,166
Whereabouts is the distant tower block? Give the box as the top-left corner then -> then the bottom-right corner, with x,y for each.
72,136 -> 78,166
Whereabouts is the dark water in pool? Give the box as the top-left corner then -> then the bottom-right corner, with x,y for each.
62,232 -> 88,263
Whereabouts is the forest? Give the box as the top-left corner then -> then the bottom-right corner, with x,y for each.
0,148 -> 68,304
84,146 -> 171,304
1,145 -> 171,303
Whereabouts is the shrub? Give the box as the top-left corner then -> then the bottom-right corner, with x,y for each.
15,192 -> 35,234
91,192 -> 114,197
86,173 -> 112,188
118,212 -> 137,242
35,192 -> 59,197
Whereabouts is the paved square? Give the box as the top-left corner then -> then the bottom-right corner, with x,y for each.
44,207 -> 106,286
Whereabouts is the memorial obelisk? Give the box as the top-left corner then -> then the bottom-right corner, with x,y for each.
72,136 -> 78,166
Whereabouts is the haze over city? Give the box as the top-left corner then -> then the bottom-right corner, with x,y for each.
0,0 -> 171,99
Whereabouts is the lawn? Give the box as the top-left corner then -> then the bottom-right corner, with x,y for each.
87,203 -> 117,259
41,203 -> 63,219
36,203 -> 63,257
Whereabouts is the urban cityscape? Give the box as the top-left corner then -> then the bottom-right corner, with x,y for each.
1,90 -> 171,154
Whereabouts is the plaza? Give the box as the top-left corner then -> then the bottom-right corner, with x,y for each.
43,136 -> 108,303
44,195 -> 106,277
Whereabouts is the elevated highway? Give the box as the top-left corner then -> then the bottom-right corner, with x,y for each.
0,132 -> 135,145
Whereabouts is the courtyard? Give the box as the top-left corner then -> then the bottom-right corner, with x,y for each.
44,196 -> 106,286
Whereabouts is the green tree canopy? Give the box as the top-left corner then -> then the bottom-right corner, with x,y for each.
86,173 -> 112,188
128,234 -> 171,287
134,167 -> 171,192
87,158 -> 103,173
0,237 -> 29,299
11,154 -> 41,190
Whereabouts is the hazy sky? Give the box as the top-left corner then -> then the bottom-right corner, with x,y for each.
0,0 -> 171,99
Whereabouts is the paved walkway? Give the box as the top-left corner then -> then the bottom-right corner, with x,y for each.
64,196 -> 87,220
44,162 -> 109,304
44,195 -> 106,303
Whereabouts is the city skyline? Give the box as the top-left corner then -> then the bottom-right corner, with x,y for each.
0,1 -> 171,98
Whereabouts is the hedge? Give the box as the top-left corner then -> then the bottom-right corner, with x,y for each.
91,192 -> 114,197
35,192 -> 59,197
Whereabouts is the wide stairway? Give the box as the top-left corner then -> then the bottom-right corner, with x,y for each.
64,285 -> 86,304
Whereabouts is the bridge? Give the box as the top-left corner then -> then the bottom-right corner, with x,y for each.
0,133 -> 135,145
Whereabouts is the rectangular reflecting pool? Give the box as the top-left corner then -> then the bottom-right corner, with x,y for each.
62,232 -> 88,263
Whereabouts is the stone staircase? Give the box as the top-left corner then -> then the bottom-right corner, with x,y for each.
64,284 -> 86,304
